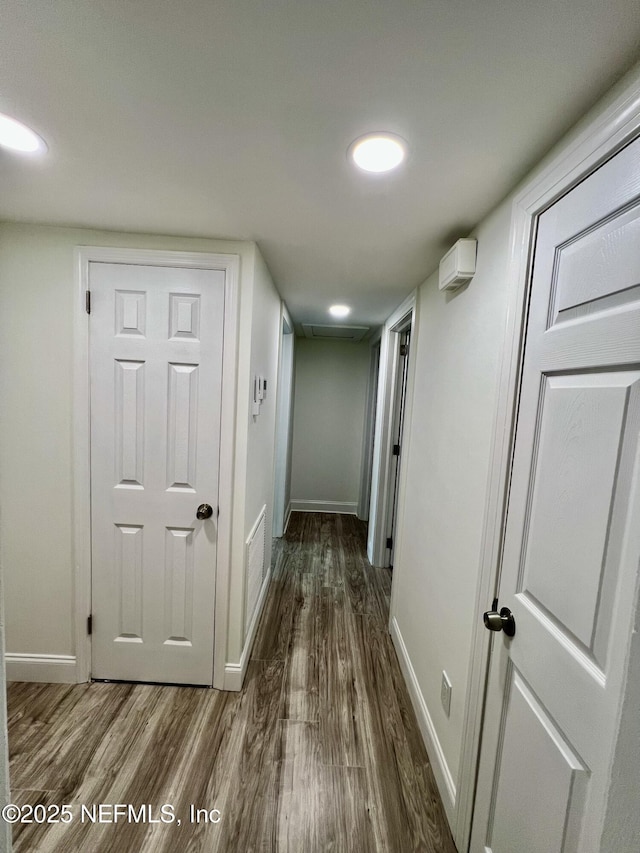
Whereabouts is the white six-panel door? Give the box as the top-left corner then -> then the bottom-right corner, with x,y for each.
89,262 -> 225,685
472,136 -> 640,851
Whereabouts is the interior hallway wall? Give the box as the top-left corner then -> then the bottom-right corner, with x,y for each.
390,200 -> 512,805
0,223 -> 279,686
0,569 -> 10,853
290,338 -> 370,513
229,246 -> 282,658
388,60 -> 640,831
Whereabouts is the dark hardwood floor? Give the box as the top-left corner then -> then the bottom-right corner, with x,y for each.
7,512 -> 457,852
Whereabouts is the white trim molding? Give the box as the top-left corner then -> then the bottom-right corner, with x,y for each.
73,246 -> 240,689
289,500 -> 357,514
367,291 -> 417,567
272,304 -> 295,539
390,618 -> 456,822
457,62 -> 640,853
283,501 -> 292,533
357,332 -> 382,521
243,504 -> 267,641
223,566 -> 271,691
6,653 -> 77,684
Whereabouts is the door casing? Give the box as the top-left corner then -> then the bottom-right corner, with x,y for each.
455,66 -> 640,851
385,325 -> 411,568
357,331 -> 382,522
272,306 -> 295,538
73,247 -> 240,689
368,294 -> 416,568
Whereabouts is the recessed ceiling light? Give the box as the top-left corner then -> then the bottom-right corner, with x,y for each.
329,304 -> 351,318
349,132 -> 406,173
0,112 -> 47,154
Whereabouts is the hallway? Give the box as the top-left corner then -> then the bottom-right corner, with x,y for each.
7,513 -> 456,852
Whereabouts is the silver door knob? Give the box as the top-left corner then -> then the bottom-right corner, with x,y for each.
196,503 -> 214,520
483,598 -> 516,637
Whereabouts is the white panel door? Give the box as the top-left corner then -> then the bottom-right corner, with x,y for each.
90,262 -> 225,685
472,136 -> 640,852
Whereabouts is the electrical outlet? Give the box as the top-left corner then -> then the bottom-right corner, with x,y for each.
441,671 -> 452,717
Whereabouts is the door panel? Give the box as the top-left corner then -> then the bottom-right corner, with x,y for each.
164,526 -> 195,644
488,668 -> 587,853
114,524 -> 143,641
167,362 -> 199,490
553,206 -> 640,321
114,359 -> 145,488
521,372 -> 639,656
90,262 -> 225,685
472,136 -> 640,851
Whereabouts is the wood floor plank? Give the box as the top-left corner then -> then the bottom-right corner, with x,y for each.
21,685 -> 207,853
10,682 -> 134,794
6,682 -> 50,725
350,613 -> 457,853
318,583 -> 366,768
251,570 -> 299,662
7,512 -> 458,853
8,683 -> 87,757
383,632 -> 458,853
273,720 -> 321,852
314,513 -> 341,587
142,688 -> 241,853
213,658 -> 285,852
9,789 -> 65,851
320,765 -> 376,853
280,572 -> 319,722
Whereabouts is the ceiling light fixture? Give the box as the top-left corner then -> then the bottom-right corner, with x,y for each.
329,304 -> 351,318
349,132 -> 406,173
0,112 -> 47,154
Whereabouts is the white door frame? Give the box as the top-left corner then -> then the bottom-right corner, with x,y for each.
73,247 -> 239,687
272,304 -> 295,537
357,329 -> 382,521
455,65 -> 640,851
384,323 -> 411,567
367,293 -> 416,567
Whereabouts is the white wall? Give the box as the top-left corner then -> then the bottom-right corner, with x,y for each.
246,250 -> 282,566
0,569 -> 10,853
226,245 -> 282,666
0,223 -> 278,687
290,339 -> 370,511
389,200 -> 513,799
389,60 -> 640,842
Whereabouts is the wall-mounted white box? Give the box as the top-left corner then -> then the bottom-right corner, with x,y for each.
439,238 -> 477,291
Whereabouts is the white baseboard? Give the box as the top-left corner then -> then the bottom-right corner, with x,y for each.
389,616 -> 457,824
223,662 -> 244,692
223,565 -> 272,692
6,653 -> 78,684
283,501 -> 292,533
289,500 -> 357,514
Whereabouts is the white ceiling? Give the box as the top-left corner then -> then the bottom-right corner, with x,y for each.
1,1 -> 639,330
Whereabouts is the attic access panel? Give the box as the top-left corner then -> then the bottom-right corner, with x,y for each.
301,323 -> 370,342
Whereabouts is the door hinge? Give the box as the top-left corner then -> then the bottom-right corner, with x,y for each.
400,344 -> 408,356
392,444 -> 401,456
386,536 -> 393,549
85,290 -> 91,314
87,614 -> 93,635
